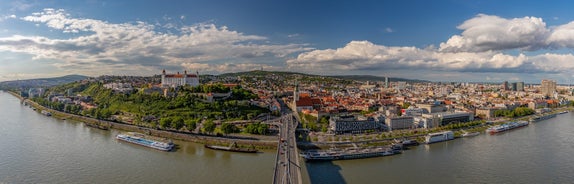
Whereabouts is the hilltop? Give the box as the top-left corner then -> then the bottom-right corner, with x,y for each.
0,75 -> 88,90
328,75 -> 430,83
219,70 -> 428,83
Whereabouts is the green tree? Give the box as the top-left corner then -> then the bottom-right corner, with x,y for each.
402,102 -> 411,109
319,116 -> 329,124
321,125 -> 328,133
221,123 -> 237,135
256,123 -> 269,135
171,117 -> 184,130
244,122 -> 268,135
203,120 -> 216,134
185,119 -> 197,131
160,117 -> 172,129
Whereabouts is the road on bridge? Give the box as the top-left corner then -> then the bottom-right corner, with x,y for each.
272,113 -> 302,184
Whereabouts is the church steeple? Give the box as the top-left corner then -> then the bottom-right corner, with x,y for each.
294,80 -> 299,102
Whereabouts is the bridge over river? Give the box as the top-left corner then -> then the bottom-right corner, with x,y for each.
271,113 -> 302,184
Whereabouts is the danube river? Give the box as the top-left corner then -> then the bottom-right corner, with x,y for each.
0,92 -> 281,183
2,91 -> 574,184
307,111 -> 574,183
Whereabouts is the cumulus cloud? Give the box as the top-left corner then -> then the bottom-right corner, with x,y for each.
440,14 -> 574,52
289,14 -> 574,78
546,21 -> 574,48
290,41 -> 519,71
439,14 -> 548,52
0,8 -> 311,75
0,14 -> 17,22
287,40 -> 574,75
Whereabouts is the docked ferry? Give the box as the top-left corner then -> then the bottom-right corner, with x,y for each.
486,121 -> 529,134
303,146 -> 401,162
116,133 -> 174,151
529,113 -> 557,123
425,131 -> 454,144
204,142 -> 257,153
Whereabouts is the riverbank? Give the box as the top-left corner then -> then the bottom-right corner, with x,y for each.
302,107 -> 572,150
7,91 -> 278,149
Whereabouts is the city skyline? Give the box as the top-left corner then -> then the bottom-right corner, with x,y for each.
3,0 -> 574,83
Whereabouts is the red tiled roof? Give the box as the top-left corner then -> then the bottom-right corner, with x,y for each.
296,96 -> 314,107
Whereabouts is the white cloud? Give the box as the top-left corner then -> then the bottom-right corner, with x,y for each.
180,15 -> 185,20
528,53 -> 574,72
439,14 -> 548,52
10,0 -> 34,11
385,27 -> 394,33
0,14 -> 17,22
287,33 -> 300,38
440,14 -> 574,52
288,14 -> 574,80
288,40 -> 574,75
0,9 -> 311,75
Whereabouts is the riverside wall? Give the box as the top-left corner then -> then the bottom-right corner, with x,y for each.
9,91 -> 277,149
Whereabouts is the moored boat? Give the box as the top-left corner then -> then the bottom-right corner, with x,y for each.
401,139 -> 419,146
529,113 -> 557,122
486,121 -> 529,134
116,133 -> 174,151
204,142 -> 258,153
425,131 -> 454,144
303,146 -> 401,162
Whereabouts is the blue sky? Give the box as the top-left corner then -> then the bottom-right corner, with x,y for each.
2,0 -> 574,83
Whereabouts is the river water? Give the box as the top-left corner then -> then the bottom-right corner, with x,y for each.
0,92 -> 277,183
2,91 -> 574,184
307,110 -> 574,183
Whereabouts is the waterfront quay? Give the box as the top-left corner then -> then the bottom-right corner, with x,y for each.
17,93 -> 278,149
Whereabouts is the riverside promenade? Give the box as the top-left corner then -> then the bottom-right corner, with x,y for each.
8,91 -> 278,148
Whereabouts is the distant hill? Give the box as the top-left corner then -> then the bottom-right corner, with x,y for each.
218,70 -> 428,83
218,70 -> 312,77
328,75 -> 430,83
0,75 -> 89,90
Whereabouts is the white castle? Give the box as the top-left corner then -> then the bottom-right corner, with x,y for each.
161,69 -> 200,87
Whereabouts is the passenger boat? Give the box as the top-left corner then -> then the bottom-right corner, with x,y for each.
204,142 -> 257,153
425,131 -> 454,144
302,146 -> 401,162
529,113 -> 556,122
486,121 -> 529,134
401,139 -> 419,147
116,133 -> 174,151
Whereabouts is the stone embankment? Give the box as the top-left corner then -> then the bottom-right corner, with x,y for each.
9,91 -> 277,149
